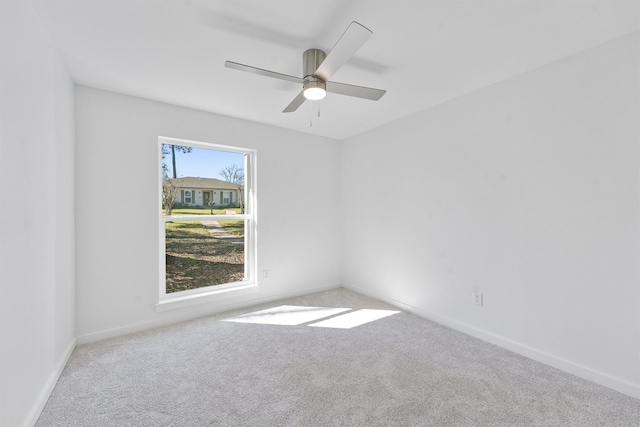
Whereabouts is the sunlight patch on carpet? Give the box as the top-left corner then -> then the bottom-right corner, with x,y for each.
221,305 -> 351,326
309,309 -> 400,329
222,305 -> 400,329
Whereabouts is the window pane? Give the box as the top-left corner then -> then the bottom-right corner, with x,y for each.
165,219 -> 245,293
161,144 -> 245,216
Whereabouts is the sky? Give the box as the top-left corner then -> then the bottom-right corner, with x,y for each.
163,145 -> 244,180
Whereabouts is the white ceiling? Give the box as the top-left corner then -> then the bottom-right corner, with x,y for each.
31,0 -> 639,140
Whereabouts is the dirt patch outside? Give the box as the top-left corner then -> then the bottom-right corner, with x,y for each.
165,222 -> 244,293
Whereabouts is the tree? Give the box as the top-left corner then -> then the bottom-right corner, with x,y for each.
162,179 -> 178,215
220,164 -> 245,213
161,144 -> 192,179
219,164 -> 244,185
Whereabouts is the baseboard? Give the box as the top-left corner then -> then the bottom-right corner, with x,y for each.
77,282 -> 341,345
343,283 -> 640,400
25,338 -> 76,427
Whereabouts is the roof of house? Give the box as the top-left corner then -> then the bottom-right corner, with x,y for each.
169,177 -> 240,190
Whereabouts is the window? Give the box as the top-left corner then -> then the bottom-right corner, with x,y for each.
184,190 -> 193,204
158,137 -> 256,306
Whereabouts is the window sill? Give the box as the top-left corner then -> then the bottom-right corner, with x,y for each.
155,282 -> 259,312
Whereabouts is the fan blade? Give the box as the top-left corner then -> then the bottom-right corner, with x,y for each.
314,22 -> 372,82
225,61 -> 303,84
326,81 -> 386,101
283,90 -> 307,113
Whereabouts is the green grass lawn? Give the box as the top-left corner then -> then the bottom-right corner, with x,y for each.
217,220 -> 244,236
163,207 -> 244,236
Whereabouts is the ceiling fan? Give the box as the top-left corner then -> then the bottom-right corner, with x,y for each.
225,21 -> 386,113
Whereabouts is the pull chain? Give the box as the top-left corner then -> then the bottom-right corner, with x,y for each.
308,101 -> 321,127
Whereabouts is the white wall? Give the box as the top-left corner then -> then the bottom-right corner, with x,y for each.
342,33 -> 640,397
75,86 -> 342,341
0,2 -> 75,426
1,7 -> 636,424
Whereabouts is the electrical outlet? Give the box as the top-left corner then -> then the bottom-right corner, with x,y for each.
263,270 -> 270,280
473,292 -> 483,306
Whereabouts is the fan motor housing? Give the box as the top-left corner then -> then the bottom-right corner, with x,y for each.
303,48 -> 326,81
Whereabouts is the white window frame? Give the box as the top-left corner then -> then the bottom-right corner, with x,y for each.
157,136 -> 258,311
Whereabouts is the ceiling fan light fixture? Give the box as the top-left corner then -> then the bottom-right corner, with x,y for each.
303,79 -> 326,100
226,23 -> 385,113
304,87 -> 326,100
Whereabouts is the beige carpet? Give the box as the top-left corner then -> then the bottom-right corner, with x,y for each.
36,288 -> 640,426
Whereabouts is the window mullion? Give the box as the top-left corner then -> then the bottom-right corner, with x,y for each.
163,215 -> 250,223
